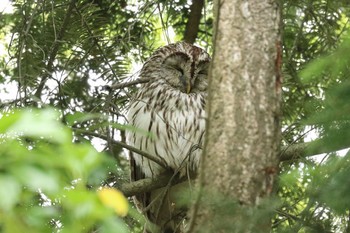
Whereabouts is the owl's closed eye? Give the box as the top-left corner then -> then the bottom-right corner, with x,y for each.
161,50 -> 210,93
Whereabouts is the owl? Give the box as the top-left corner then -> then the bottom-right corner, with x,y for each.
127,42 -> 210,233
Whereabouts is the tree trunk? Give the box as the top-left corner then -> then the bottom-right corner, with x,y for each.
183,0 -> 205,44
190,0 -> 282,232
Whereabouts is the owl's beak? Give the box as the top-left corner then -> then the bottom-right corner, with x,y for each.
186,82 -> 191,94
179,75 -> 191,93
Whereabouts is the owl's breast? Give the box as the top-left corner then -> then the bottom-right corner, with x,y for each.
127,88 -> 206,177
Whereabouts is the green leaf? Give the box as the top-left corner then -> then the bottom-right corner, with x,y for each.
100,217 -> 129,233
65,112 -> 105,126
0,175 -> 21,211
4,108 -> 72,143
0,111 -> 20,133
13,165 -> 60,193
300,33 -> 350,83
61,143 -> 102,180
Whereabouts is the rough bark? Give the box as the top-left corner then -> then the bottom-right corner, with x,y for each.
183,0 -> 205,44
191,0 -> 282,232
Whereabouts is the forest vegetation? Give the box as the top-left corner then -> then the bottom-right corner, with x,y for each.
0,0 -> 350,232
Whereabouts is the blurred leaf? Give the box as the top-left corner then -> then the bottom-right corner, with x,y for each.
0,108 -> 125,232
100,217 -> 129,233
60,143 -> 103,180
308,153 -> 350,214
300,33 -> 350,83
0,111 -> 21,133
13,165 -> 60,193
97,188 -> 129,217
2,108 -> 71,143
65,112 -> 105,126
0,175 -> 21,211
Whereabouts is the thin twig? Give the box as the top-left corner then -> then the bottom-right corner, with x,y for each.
73,128 -> 168,169
107,78 -> 150,90
115,140 -> 168,169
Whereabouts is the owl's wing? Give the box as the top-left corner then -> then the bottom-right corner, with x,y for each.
130,152 -> 181,232
130,151 -> 148,208
131,153 -> 164,233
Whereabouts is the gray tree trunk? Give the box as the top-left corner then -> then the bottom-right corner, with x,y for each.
189,0 -> 282,232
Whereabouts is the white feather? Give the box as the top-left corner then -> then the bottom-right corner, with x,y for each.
127,84 -> 205,177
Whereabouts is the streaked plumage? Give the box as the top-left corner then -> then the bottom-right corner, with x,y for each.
127,42 -> 210,232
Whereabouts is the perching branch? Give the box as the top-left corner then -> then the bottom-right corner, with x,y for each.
119,173 -> 171,197
118,171 -> 189,197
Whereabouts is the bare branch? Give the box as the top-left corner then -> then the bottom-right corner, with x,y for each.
118,169 -> 195,198
113,140 -> 168,169
118,172 -> 188,197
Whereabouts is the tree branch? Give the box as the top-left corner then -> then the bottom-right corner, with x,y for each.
117,172 -> 189,197
118,174 -> 171,197
120,137 -> 350,197
280,137 -> 350,161
73,128 -> 168,168
117,135 -> 350,198
184,0 -> 205,44
34,0 -> 77,99
75,128 -> 350,197
113,140 -> 168,169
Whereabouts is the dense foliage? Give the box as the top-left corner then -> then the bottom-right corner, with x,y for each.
0,0 -> 350,232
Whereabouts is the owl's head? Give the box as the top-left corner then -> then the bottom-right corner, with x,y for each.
140,42 -> 211,94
